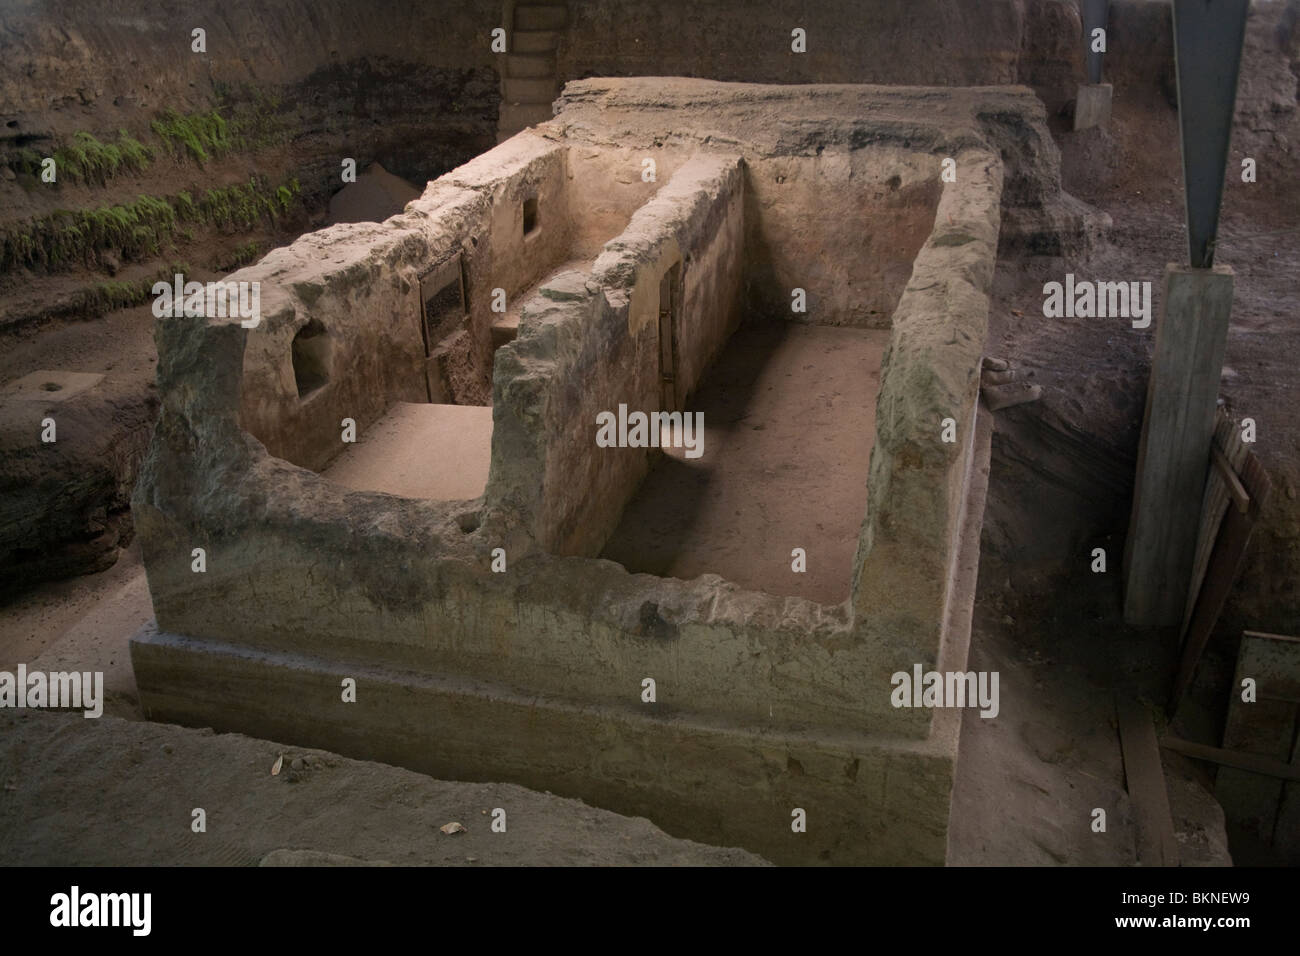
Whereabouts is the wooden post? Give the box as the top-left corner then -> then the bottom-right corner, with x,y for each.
1123,264 -> 1234,625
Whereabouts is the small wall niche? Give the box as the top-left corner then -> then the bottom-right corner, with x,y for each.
291,318 -> 330,398
522,195 -> 539,237
419,255 -> 468,355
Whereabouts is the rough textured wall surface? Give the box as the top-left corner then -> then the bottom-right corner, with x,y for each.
743,151 -> 943,326
853,150 -> 1003,668
0,0 -> 496,118
559,0 -> 1083,106
0,377 -> 157,592
0,0 -> 501,218
237,200 -> 475,473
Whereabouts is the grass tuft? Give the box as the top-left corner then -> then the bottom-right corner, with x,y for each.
150,109 -> 230,164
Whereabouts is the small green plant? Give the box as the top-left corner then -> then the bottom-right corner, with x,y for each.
150,108 -> 230,163
174,190 -> 197,220
74,261 -> 193,318
30,129 -> 154,185
115,130 -> 150,172
1,173 -> 300,272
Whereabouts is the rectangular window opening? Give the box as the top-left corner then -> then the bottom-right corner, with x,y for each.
522,196 -> 539,237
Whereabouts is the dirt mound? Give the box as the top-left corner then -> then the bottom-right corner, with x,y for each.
327,162 -> 422,225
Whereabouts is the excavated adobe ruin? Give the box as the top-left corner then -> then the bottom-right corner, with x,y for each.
129,78 -> 1101,865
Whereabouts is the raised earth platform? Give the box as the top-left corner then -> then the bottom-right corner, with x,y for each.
130,78 -> 1094,864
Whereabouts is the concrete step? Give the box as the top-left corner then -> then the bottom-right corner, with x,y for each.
514,5 -> 567,32
498,102 -> 554,133
512,29 -> 561,54
502,77 -> 558,104
506,52 -> 556,78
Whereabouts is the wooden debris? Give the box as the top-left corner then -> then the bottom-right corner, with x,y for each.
1160,734 -> 1300,782
1117,697 -> 1180,867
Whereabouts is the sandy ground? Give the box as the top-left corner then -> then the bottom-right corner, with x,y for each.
948,578 -> 1232,866
0,710 -> 766,866
0,540 -> 147,720
323,403 -> 493,501
602,323 -> 886,605
0,545 -> 771,865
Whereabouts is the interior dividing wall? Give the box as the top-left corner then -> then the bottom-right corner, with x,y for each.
487,153 -> 744,556
236,133 -> 688,486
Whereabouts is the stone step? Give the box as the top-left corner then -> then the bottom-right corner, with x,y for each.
490,313 -> 520,350
502,77 -> 559,104
498,102 -> 555,134
506,52 -> 555,79
512,29 -> 561,54
514,5 -> 567,32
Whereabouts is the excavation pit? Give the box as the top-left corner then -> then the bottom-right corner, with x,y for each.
131,79 -> 1089,864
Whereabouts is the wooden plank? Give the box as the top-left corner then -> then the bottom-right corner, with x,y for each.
1170,507 -> 1260,711
1161,735 -> 1300,782
1118,697 -> 1181,866
1180,412 -> 1248,637
1168,434 -> 1270,714
1212,444 -> 1250,514
1273,724 -> 1300,864
1124,266 -> 1235,626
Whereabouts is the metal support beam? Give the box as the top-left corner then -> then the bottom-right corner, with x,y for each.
1173,0 -> 1250,268
1082,0 -> 1110,85
1123,1 -> 1250,625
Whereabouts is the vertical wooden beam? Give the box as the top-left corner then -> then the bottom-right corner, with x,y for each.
1123,265 -> 1234,625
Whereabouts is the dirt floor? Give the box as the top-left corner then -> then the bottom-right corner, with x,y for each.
322,403 -> 493,501
601,322 -> 887,605
0,542 -> 777,865
0,710 -> 765,866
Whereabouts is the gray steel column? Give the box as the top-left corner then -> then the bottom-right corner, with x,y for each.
1082,0 -> 1110,85
1123,0 -> 1252,625
1173,0 -> 1250,268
